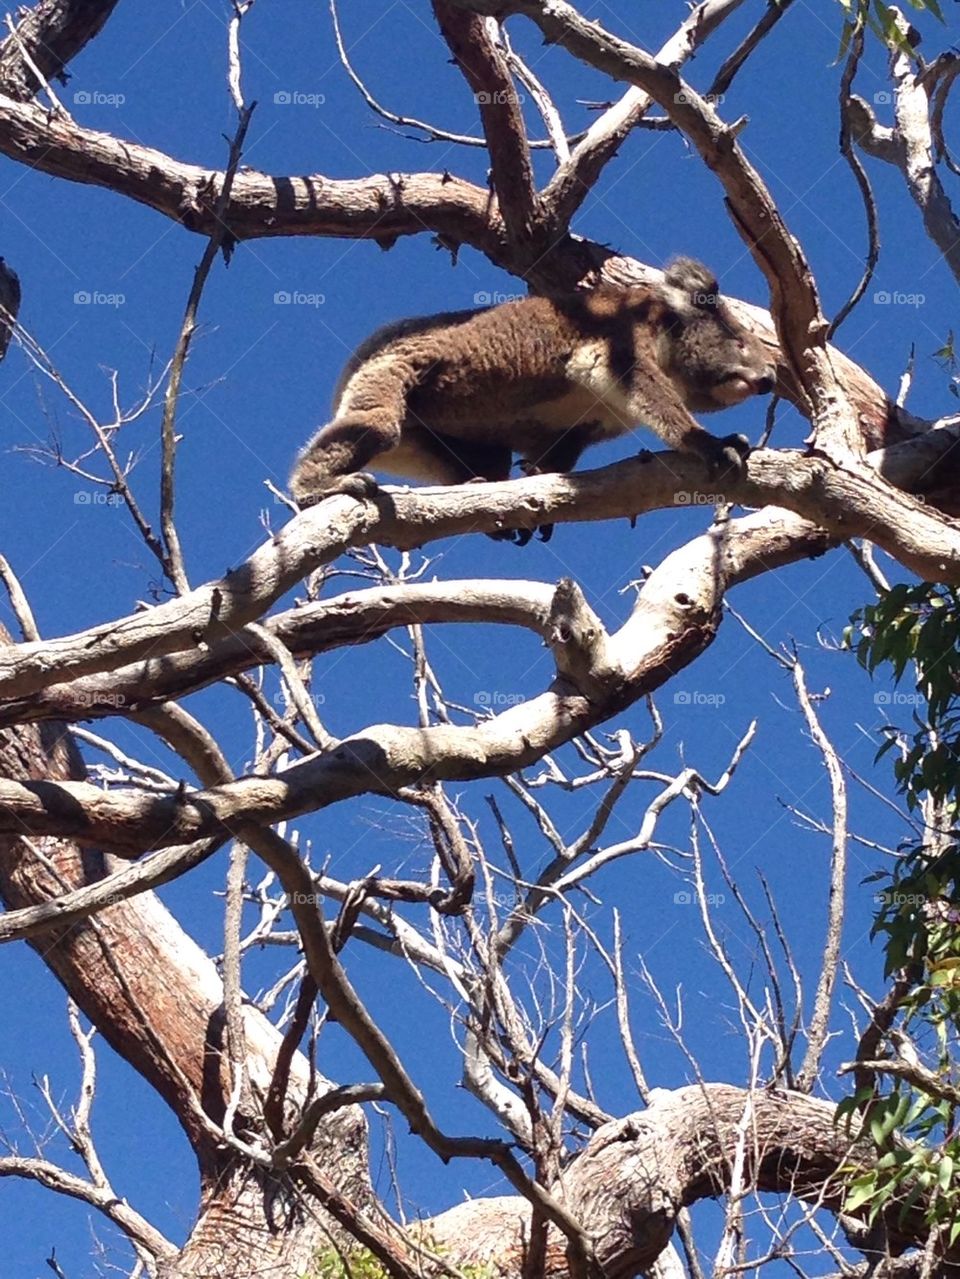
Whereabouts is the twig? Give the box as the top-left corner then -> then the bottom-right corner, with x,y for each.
242,622 -> 337,751
159,103 -> 255,593
830,1 -> 879,339
709,0 -> 796,99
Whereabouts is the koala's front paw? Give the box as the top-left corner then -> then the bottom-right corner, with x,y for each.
707,433 -> 751,477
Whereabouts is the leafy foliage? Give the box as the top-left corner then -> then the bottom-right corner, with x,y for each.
842,584 -> 960,1240
308,1241 -> 498,1279
835,0 -> 944,57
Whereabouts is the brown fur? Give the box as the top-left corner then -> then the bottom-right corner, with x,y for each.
290,258 -> 776,506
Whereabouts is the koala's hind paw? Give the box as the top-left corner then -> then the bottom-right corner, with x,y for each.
488,526 -> 534,546
292,472 -> 379,508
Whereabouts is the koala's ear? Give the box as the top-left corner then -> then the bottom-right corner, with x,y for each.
662,257 -> 720,313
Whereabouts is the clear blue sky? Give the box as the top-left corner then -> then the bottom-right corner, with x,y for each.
0,1 -> 956,1273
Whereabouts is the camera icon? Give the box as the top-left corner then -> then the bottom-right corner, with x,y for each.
274,91 -> 292,105
874,91 -> 892,105
73,290 -> 91,304
274,291 -> 292,305
873,291 -> 891,305
74,90 -> 91,104
673,891 -> 692,905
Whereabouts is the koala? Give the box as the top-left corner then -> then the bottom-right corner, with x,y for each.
290,258 -> 776,542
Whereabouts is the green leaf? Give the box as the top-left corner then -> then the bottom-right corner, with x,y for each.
845,1175 -> 882,1213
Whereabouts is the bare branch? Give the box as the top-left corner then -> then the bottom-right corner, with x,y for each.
848,12 -> 960,284
794,662 -> 848,1093
0,1153 -> 176,1261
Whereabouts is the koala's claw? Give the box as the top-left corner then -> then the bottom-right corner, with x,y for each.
710,433 -> 751,477
488,526 -> 533,546
488,522 -> 553,546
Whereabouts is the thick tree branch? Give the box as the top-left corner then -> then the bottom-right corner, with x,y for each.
0,92 -> 504,250
0,427 -> 957,717
432,6 -> 539,243
0,0 -> 121,101
0,500 -> 842,853
0,1155 -> 176,1261
0,581 -> 555,727
423,1085 -> 953,1276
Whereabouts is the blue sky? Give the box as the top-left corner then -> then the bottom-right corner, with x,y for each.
0,0 -> 957,1274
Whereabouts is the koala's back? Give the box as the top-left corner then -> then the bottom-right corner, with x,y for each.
331,308 -> 483,407
332,289 -> 660,449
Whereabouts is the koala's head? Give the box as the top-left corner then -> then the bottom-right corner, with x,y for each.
656,258 -> 777,414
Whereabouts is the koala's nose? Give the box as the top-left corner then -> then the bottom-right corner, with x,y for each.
755,372 -> 776,395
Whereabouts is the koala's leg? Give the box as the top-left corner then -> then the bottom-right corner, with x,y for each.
290,416 -> 399,505
290,354 -> 422,504
522,430 -> 589,476
570,355 -> 751,478
501,429 -> 591,545
621,368 -> 751,477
